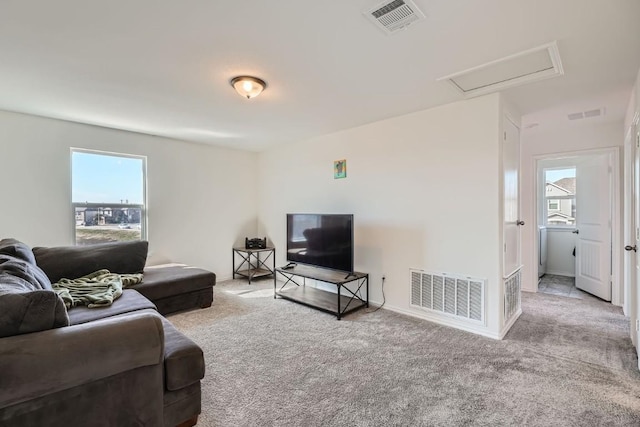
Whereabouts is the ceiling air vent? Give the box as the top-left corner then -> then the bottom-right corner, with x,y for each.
365,0 -> 426,35
437,41 -> 564,98
584,108 -> 603,118
568,108 -> 605,121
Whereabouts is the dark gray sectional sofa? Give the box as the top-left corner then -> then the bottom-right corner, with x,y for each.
0,239 -> 216,427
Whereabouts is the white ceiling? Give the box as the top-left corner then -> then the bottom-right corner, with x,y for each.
0,0 -> 638,151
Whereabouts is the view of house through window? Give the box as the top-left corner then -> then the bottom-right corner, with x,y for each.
544,167 -> 576,226
72,149 -> 146,245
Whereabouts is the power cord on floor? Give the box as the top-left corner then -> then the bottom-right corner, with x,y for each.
366,276 -> 386,313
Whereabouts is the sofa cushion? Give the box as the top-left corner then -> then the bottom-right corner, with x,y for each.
0,238 -> 37,266
33,240 -> 149,283
0,253 -> 52,290
0,257 -> 69,337
133,264 -> 215,302
153,288 -> 213,316
68,289 -> 157,325
101,307 -> 205,392
158,315 -> 205,391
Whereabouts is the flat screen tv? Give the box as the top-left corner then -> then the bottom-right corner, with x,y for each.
286,213 -> 354,272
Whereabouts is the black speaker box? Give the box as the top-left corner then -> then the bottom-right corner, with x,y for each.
245,237 -> 267,249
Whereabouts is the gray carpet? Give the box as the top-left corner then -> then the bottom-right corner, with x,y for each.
167,280 -> 640,426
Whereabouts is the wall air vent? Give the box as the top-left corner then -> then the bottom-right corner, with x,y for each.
365,0 -> 426,35
410,269 -> 485,324
437,41 -> 564,98
504,269 -> 521,325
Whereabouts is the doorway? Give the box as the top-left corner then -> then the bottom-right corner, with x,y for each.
536,149 -> 619,302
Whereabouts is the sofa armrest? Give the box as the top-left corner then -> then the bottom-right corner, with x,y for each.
0,312 -> 164,409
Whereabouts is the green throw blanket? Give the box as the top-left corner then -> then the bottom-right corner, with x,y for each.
53,269 -> 143,309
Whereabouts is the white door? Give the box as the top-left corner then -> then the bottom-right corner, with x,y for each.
503,117 -> 521,277
575,153 -> 612,301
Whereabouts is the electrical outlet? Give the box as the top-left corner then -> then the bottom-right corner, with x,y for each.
636,319 -> 639,332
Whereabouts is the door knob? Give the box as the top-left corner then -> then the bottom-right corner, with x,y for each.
625,245 -> 637,252
572,229 -> 579,234
516,220 -> 525,226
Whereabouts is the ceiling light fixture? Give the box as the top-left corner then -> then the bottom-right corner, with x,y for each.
230,76 -> 266,99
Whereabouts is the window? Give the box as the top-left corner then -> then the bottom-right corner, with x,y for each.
71,149 -> 147,245
544,167 -> 576,226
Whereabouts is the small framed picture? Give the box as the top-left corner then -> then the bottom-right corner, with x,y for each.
334,159 -> 347,179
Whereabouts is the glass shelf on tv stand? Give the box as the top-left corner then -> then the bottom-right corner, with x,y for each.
274,264 -> 368,320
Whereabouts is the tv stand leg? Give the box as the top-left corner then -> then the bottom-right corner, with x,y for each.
366,276 -> 369,308
337,284 -> 341,320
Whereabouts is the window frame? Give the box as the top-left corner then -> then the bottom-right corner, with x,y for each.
543,166 -> 576,229
71,148 -> 148,244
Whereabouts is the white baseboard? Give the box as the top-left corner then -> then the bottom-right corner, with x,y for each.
543,270 -> 575,277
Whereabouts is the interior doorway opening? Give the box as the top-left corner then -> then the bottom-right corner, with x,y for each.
536,149 -> 619,303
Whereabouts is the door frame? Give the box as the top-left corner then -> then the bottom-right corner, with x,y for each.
623,123 -> 636,321
532,146 -> 621,305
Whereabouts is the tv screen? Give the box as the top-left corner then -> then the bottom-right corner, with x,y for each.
286,213 -> 354,272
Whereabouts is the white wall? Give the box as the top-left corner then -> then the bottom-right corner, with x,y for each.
0,110 -> 258,278
545,229 -> 576,276
258,94 -> 506,338
521,121 -> 624,292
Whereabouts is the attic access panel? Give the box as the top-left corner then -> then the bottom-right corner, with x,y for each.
438,42 -> 564,98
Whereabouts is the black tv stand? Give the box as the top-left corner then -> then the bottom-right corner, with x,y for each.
274,265 -> 368,320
